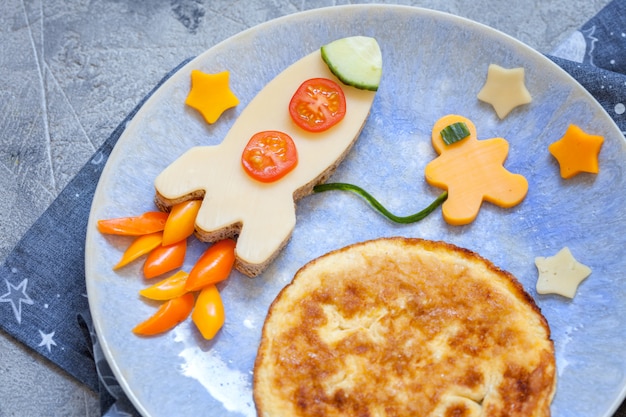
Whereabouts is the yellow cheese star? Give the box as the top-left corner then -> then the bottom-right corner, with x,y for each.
477,64 -> 532,119
548,124 -> 604,179
535,247 -> 591,298
185,69 -> 239,124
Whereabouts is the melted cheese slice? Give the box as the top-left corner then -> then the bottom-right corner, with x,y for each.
155,49 -> 377,273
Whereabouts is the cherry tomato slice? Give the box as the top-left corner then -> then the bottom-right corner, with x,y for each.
289,77 -> 346,132
241,130 -> 298,183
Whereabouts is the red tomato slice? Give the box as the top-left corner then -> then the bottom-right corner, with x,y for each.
289,78 -> 346,132
241,130 -> 298,183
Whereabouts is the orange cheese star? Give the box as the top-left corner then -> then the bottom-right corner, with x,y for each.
425,114 -> 528,225
185,70 -> 239,124
548,124 -> 604,179
477,64 -> 532,119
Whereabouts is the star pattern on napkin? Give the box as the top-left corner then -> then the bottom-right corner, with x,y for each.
535,247 -> 592,298
548,124 -> 604,178
185,69 -> 239,124
0,278 -> 34,324
38,330 -> 57,352
477,64 -> 532,119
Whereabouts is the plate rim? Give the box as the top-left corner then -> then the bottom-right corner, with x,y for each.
85,4 -> 626,417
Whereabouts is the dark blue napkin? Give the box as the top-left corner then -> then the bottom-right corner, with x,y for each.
0,57 -> 191,417
0,2 -> 624,416
548,0 -> 626,134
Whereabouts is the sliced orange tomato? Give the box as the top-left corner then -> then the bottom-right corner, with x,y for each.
241,130 -> 298,183
97,211 -> 168,236
143,239 -> 187,279
288,77 -> 346,132
139,271 -> 189,301
192,285 -> 225,340
162,200 -> 202,246
132,292 -> 195,336
185,239 -> 236,292
113,231 -> 163,270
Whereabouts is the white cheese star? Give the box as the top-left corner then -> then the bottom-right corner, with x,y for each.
477,64 -> 532,119
535,247 -> 591,298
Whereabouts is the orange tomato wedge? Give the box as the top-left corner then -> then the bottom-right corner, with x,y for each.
185,239 -> 236,292
192,285 -> 225,340
132,293 -> 195,336
162,200 -> 202,246
143,239 -> 187,279
97,211 -> 168,236
139,271 -> 189,301
113,231 -> 163,270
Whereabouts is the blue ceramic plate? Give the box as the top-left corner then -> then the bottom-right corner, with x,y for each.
86,5 -> 626,417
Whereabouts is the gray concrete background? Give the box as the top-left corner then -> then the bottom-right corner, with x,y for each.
0,0 -> 618,416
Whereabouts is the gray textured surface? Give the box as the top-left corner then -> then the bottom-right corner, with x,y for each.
0,0 -> 617,416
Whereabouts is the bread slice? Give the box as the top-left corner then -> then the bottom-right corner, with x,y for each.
153,47 -> 378,278
153,131 -> 361,278
253,237 -> 556,417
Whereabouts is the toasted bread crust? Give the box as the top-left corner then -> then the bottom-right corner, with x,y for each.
253,237 -> 556,417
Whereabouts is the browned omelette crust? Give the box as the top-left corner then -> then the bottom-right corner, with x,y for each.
253,237 -> 556,417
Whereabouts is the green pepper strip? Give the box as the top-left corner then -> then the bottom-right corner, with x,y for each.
313,182 -> 448,224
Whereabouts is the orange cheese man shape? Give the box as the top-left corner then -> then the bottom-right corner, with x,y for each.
425,115 -> 528,225
154,37 -> 381,277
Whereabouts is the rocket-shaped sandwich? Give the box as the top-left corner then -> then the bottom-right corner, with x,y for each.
155,36 -> 382,277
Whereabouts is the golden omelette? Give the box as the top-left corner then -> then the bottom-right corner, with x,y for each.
253,237 -> 556,417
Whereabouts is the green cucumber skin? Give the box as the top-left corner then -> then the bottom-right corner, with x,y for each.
321,36 -> 382,92
321,53 -> 379,92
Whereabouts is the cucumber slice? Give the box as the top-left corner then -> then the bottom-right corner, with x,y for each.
321,36 -> 382,91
